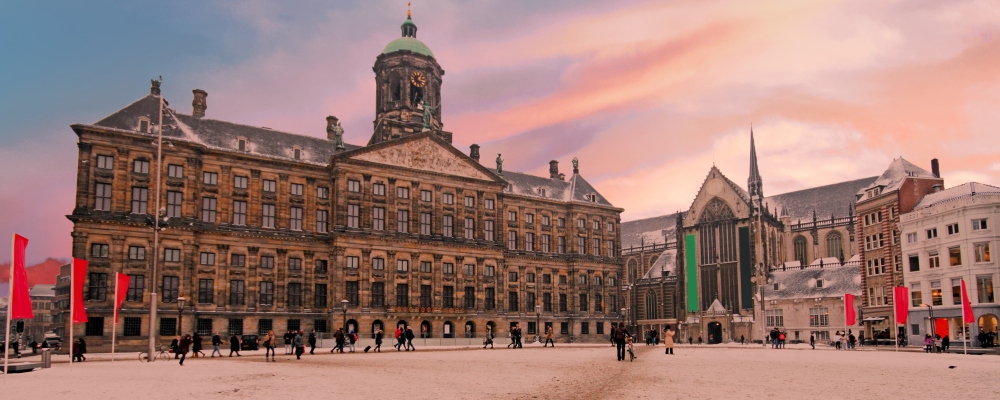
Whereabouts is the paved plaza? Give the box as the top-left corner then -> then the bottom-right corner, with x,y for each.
4,344 -> 998,399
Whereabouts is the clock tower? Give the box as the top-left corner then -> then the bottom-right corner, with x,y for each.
370,9 -> 449,145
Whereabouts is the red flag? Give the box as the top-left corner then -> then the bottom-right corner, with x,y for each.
961,280 -> 974,324
894,286 -> 909,325
845,294 -> 856,326
72,258 -> 88,323
10,234 -> 33,319
114,273 -> 130,323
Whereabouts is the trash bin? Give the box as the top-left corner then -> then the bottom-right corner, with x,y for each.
41,348 -> 52,368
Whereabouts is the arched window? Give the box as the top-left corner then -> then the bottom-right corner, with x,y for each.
827,231 -> 843,261
371,320 -> 384,339
391,80 -> 402,101
443,321 -> 454,338
645,291 -> 658,320
464,321 -> 476,338
794,236 -> 808,266
420,320 -> 432,338
627,259 -> 638,284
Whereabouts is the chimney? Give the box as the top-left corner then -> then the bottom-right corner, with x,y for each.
933,184 -> 943,193
192,89 -> 208,118
931,158 -> 940,178
549,160 -> 560,179
469,144 -> 480,162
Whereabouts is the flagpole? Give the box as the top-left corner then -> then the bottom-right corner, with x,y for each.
962,279 -> 968,356
112,273 -> 118,362
892,287 -> 898,352
4,234 -> 14,379
69,260 -> 74,370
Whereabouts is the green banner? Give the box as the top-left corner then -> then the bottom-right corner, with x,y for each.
686,234 -> 698,312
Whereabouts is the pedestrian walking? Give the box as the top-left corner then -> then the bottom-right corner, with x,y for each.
331,328 -> 345,353
483,326 -> 494,349
211,332 -> 223,357
740,334 -> 745,345
178,334 -> 192,366
610,325 -> 617,347
663,326 -> 675,355
348,330 -> 358,352
374,329 -> 383,352
394,326 -> 405,351
78,338 -> 87,361
514,324 -> 523,348
308,329 -> 317,354
924,334 -> 933,353
614,322 -> 629,361
653,328 -> 659,346
263,330 -> 276,361
171,336 -> 180,359
544,325 -> 554,347
229,333 -> 241,357
405,326 -> 416,351
192,333 -> 205,358
283,331 -> 293,355
72,339 -> 84,362
293,330 -> 305,359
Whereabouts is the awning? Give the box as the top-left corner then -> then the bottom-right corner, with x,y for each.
863,317 -> 886,322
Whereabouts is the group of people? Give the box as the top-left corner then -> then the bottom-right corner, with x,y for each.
976,330 -> 997,347
643,328 -> 660,345
169,332 -> 244,365
507,324 -> 523,348
768,328 -> 788,349
331,328 -> 359,353
923,334 -> 951,353
832,330 -> 858,350
610,323 -> 676,360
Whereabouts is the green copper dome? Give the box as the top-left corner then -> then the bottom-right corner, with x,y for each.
382,37 -> 434,58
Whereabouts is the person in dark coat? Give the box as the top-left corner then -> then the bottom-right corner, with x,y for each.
308,329 -> 317,354
171,336 -> 180,359
374,329 -> 383,352
192,333 -> 205,358
614,322 -> 628,361
229,333 -> 241,357
405,326 -> 416,351
178,334 -> 192,366
72,339 -> 84,362
283,331 -> 293,355
78,338 -> 87,361
211,333 -> 223,357
331,328 -> 345,353
395,327 -> 405,351
293,330 -> 305,359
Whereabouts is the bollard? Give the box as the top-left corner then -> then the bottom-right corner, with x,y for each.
41,348 -> 52,368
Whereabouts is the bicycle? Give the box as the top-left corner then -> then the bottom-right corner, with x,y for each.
138,345 -> 171,362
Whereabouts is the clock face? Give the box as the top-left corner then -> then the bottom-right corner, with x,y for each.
410,71 -> 426,88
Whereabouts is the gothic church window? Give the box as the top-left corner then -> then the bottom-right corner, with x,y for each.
645,292 -> 657,320
794,236 -> 808,266
826,232 -> 843,261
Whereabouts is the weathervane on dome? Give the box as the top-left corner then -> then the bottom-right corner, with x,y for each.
408,2 -> 412,18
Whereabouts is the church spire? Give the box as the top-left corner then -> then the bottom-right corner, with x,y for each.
401,3 -> 417,38
748,126 -> 764,203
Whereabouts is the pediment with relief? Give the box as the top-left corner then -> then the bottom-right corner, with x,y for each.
351,137 -> 494,180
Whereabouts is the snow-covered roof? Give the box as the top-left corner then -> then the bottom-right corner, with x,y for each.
642,248 -> 677,279
29,284 -> 55,297
502,170 -> 615,207
914,182 -> 1000,210
765,176 -> 876,222
858,157 -> 937,197
620,213 -> 679,250
82,94 -> 361,166
766,264 -> 861,300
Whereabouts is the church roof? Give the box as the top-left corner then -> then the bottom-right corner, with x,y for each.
765,264 -> 861,300
501,171 -> 616,207
914,182 -> 1000,210
80,94 -> 361,166
858,157 -> 937,197
642,248 -> 677,279
765,176 -> 877,222
382,37 -> 434,58
620,213 -> 678,250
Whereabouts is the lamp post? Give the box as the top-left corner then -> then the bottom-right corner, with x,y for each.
921,303 -> 935,338
535,304 -> 542,343
147,79 -> 166,362
341,299 -> 349,333
176,297 -> 186,336
620,307 -> 627,328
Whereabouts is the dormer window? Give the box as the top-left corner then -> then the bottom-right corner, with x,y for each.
138,118 -> 150,133
238,138 -> 247,152
773,283 -> 779,291
537,188 -> 546,197
816,279 -> 824,288
293,148 -> 301,160
867,187 -> 881,199
587,194 -> 597,202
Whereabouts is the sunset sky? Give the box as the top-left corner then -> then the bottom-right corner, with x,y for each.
2,0 -> 999,264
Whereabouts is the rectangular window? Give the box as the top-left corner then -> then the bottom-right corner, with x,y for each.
508,231 -> 517,250
126,274 -> 144,302
258,203 -> 274,228
420,261 -> 432,273
465,286 -> 476,309
232,200 -> 247,226
907,232 -> 917,243
465,264 -> 475,276
593,220 -> 600,230
315,259 -> 328,273
94,183 -> 112,211
162,276 -> 179,303
911,283 -> 922,307
290,183 -> 303,196
558,236 -> 566,253
593,238 -> 600,255
559,275 -> 567,284
558,217 -> 565,228
346,256 -> 359,269
128,245 -> 146,260
526,273 -> 535,283
484,220 -> 494,241
373,207 -> 385,231
346,281 -> 359,306
443,286 -> 454,308
509,211 -> 517,222
607,241 -> 615,257
580,322 -> 589,335
508,271 -> 518,282
543,274 -> 552,284
974,242 -> 991,263
443,263 -> 454,274
953,278 -> 963,305
561,322 -> 569,335
263,179 -> 276,193
259,281 -> 274,305
595,293 -> 603,312
397,259 -> 409,272
579,294 -> 588,311
485,265 -> 495,277
420,284 -> 432,307
421,190 -> 432,202
977,275 -> 995,303
87,272 -> 108,301
199,252 -> 215,266
397,186 -> 410,199
809,307 -> 829,327
397,210 -> 409,233
96,154 -> 114,170
525,213 -> 534,224
198,279 -> 214,304
947,223 -> 960,235
443,215 -> 454,237
316,209 -> 329,233
289,206 -> 303,231
972,219 -> 988,231
347,179 -> 360,193
123,317 -> 142,337
396,284 -> 409,307
559,294 -> 568,312
288,257 -> 302,271
931,281 -> 942,306
373,183 -> 386,196
287,283 -> 302,307
373,257 -> 385,270
485,199 -> 495,210
485,288 -> 495,310
929,252 -> 941,269
526,232 -> 534,251
203,172 -> 218,185
509,291 -> 519,312
256,319 -> 274,336
908,254 -> 920,272
201,197 -> 217,223
347,204 -> 360,228
131,187 -> 149,214
229,280 -> 245,306
132,159 -> 149,174
927,228 -> 938,239
234,175 -> 248,189
766,309 -> 784,326
82,317 -> 104,336
577,236 -> 586,254
260,255 -> 275,269
159,318 -> 177,336
464,196 -> 474,207
228,319 -> 244,336
577,218 -> 585,228
231,254 -> 246,268
317,186 -> 329,199
196,319 -> 213,336
165,191 -> 183,218
443,193 -> 454,205
314,320 -> 328,333
313,283 -> 327,308
950,247 -> 962,266
420,212 -> 432,235
543,293 -> 552,312
464,217 -> 475,239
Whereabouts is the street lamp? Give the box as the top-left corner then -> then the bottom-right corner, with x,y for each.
620,307 -> 627,328
341,299 -> 349,333
535,304 -> 542,343
176,296 -> 186,336
920,303 -> 935,338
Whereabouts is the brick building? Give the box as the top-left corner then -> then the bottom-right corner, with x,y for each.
64,12 -> 623,351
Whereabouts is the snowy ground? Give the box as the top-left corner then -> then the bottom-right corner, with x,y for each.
3,343 -> 998,399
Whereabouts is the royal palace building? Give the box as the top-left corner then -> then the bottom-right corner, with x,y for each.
64,13 -> 624,351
